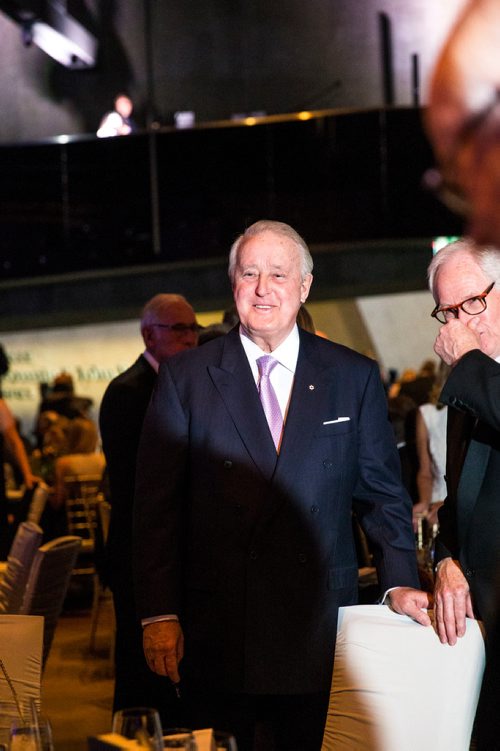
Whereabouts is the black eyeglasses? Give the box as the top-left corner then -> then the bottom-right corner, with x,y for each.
151,323 -> 201,333
431,281 -> 495,324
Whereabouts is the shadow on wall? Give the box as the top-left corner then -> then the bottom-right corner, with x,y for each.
46,0 -> 136,133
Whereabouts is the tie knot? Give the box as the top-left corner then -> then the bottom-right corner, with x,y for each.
257,355 -> 278,378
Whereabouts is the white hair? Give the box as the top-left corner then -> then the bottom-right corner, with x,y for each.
428,238 -> 500,300
228,220 -> 314,284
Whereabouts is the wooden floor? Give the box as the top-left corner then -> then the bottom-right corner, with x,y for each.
41,586 -> 115,750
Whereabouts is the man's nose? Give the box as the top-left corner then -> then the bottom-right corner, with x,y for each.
255,275 -> 269,295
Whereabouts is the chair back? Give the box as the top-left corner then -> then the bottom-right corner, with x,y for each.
323,604 -> 486,751
20,536 -> 82,667
0,614 -> 43,745
0,521 -> 43,614
26,481 -> 50,525
64,474 -> 103,543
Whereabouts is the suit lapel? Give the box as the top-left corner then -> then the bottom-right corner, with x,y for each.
208,331 -> 279,480
457,420 -> 492,549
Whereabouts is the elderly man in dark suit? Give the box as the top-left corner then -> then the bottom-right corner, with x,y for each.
428,239 -> 500,751
134,221 -> 427,750
99,293 -> 199,717
428,239 -> 500,642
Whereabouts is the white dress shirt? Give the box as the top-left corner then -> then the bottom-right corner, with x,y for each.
239,324 -> 300,420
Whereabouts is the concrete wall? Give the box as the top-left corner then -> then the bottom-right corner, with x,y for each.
0,0 -> 466,142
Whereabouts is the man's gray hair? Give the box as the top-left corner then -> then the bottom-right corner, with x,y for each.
428,238 -> 500,300
140,293 -> 190,329
228,220 -> 314,284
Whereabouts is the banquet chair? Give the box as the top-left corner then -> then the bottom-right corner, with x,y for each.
26,481 -> 50,525
0,521 -> 43,612
20,536 -> 82,667
63,474 -> 103,573
0,614 -> 44,746
323,604 -> 486,751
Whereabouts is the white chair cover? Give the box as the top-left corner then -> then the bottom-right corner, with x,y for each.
323,604 -> 486,751
0,614 -> 43,746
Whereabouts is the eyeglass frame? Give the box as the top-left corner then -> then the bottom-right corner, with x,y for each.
150,322 -> 201,333
431,281 -> 496,324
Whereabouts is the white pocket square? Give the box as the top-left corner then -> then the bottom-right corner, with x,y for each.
323,417 -> 350,425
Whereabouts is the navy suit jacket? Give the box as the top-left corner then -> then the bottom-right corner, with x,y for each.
134,328 -> 419,694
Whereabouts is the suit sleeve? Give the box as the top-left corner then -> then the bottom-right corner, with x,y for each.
351,361 -> 420,591
435,349 -> 500,563
440,349 -> 500,430
133,361 -> 188,620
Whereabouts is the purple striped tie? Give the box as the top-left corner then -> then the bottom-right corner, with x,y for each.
257,355 -> 283,450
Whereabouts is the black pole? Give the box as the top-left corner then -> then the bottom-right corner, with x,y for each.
411,53 -> 420,107
143,0 -> 156,127
378,12 -> 394,107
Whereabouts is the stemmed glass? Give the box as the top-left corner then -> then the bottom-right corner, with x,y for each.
8,719 -> 41,751
214,730 -> 238,751
112,707 -> 163,750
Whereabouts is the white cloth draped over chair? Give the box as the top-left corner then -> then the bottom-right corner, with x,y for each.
323,605 -> 486,751
0,614 -> 43,746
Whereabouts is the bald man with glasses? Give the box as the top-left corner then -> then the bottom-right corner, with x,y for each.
99,293 -> 199,720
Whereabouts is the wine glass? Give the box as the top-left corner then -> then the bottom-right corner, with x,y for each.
163,728 -> 196,750
214,730 -> 238,751
8,720 -> 41,751
112,707 -> 163,750
36,719 -> 54,751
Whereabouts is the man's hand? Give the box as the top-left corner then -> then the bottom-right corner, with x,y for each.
434,319 -> 481,365
387,587 -> 432,627
434,557 -> 475,645
143,620 -> 184,681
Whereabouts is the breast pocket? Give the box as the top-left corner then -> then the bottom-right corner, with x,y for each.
315,420 -> 354,438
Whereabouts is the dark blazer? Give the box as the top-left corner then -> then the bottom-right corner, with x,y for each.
100,354 -> 157,586
134,328 -> 419,695
436,349 -> 500,626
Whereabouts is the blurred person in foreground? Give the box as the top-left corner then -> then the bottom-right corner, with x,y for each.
133,220 -> 426,751
99,294 -> 199,719
426,0 -> 500,247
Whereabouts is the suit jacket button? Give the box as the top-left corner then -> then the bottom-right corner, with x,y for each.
298,553 -> 307,564
223,460 -> 233,469
323,460 -> 334,470
250,550 -> 258,560
310,505 -> 319,514
465,568 -> 474,578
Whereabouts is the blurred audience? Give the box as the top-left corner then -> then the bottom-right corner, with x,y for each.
51,418 -> 105,511
412,362 -> 451,531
